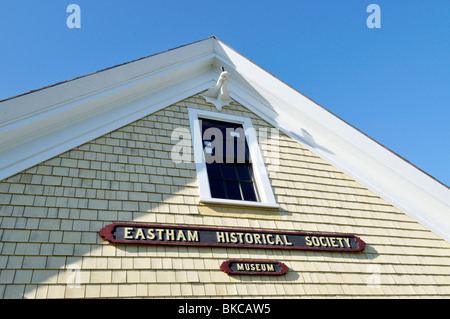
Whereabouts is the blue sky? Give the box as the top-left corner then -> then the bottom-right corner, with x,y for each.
1,1 -> 449,187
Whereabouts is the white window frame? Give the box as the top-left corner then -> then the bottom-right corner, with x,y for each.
188,108 -> 279,209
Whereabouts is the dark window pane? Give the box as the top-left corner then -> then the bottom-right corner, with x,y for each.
209,178 -> 226,199
202,118 -> 250,164
240,182 -> 258,202
236,165 -> 252,181
221,164 -> 237,180
206,163 -> 222,179
225,180 -> 241,200
201,118 -> 260,202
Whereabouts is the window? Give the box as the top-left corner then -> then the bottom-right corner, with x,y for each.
188,108 -> 278,209
201,118 -> 259,202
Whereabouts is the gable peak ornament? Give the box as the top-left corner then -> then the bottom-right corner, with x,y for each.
201,67 -> 232,111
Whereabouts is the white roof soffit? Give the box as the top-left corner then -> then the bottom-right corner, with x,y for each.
0,36 -> 449,242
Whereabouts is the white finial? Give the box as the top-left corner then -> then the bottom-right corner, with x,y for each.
201,68 -> 232,111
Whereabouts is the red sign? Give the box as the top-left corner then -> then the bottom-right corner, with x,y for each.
221,260 -> 288,276
99,223 -> 366,252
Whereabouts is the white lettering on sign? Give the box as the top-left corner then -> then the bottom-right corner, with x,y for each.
305,236 -> 351,249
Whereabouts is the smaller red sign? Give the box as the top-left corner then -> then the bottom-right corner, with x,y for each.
221,260 -> 288,276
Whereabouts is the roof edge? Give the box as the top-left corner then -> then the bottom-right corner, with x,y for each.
0,37 -> 215,104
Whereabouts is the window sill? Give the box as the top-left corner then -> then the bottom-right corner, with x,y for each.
199,197 -> 280,210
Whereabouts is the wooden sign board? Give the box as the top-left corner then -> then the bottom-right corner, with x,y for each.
99,223 -> 366,252
220,260 -> 288,276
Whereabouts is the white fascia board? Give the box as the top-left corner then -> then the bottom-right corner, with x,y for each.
0,70 -> 214,181
0,37 -> 216,128
0,39 -> 217,181
213,40 -> 450,242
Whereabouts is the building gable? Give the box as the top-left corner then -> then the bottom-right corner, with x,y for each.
1,94 -> 449,298
0,37 -> 450,299
0,37 -> 449,243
